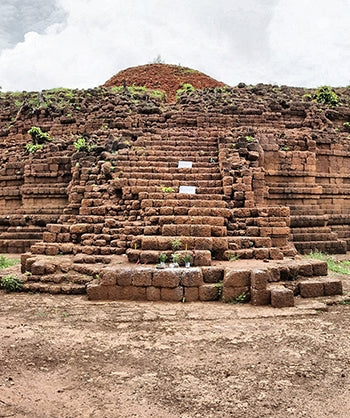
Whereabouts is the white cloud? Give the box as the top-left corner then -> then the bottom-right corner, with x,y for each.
0,0 -> 66,51
0,0 -> 349,91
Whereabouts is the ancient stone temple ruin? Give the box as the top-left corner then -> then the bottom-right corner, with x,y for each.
0,64 -> 349,306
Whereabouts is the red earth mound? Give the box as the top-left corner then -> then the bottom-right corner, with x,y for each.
102,63 -> 226,102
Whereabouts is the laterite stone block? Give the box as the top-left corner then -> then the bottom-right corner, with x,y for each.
250,288 -> 271,306
223,269 -> 251,287
199,284 -> 220,301
153,270 -> 180,288
270,287 -> 295,308
161,286 -> 184,302
323,279 -> 343,296
299,280 -> 324,298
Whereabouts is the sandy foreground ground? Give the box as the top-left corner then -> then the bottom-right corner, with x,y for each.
1,281 -> 350,418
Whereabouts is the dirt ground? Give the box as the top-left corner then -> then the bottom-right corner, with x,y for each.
1,281 -> 350,418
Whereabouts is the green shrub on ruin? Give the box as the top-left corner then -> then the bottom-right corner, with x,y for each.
73,136 -> 95,152
26,143 -> 44,153
314,86 -> 339,107
111,85 -> 166,102
176,83 -> 195,98
28,126 -> 53,144
0,274 -> 23,293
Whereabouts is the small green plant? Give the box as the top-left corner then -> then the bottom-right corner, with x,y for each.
73,136 -> 86,151
302,93 -> 312,102
245,135 -> 255,142
228,253 -> 240,261
233,292 -> 248,304
0,274 -> 23,292
26,143 -> 44,153
0,255 -> 20,269
280,146 -> 290,151
159,253 -> 167,264
28,126 -> 53,144
171,253 -> 181,264
73,136 -> 95,152
176,83 -> 195,99
343,122 -> 350,132
314,86 -> 339,107
183,252 -> 192,264
111,84 -> 166,102
171,238 -> 182,251
215,281 -> 223,298
161,186 -> 175,193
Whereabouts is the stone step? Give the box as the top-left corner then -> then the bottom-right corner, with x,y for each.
291,226 -> 333,234
141,198 -> 227,209
294,240 -> 347,254
141,191 -> 225,200
129,145 -> 218,153
292,232 -> 338,242
139,235 -> 228,252
116,154 -> 218,163
126,248 -> 212,266
0,231 -> 43,240
290,215 -> 329,227
133,186 -> 223,195
328,215 -> 350,225
268,185 -> 323,195
114,162 -> 220,172
134,139 -> 218,146
22,281 -> 86,294
299,277 -> 343,298
115,171 -> 221,181
143,206 -> 231,217
290,206 -> 350,216
126,179 -> 223,188
0,239 -> 39,253
147,215 -> 226,226
160,224 -> 227,237
227,236 -> 272,249
223,247 -> 284,260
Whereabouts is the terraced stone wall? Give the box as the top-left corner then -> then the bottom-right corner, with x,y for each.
0,85 -> 350,261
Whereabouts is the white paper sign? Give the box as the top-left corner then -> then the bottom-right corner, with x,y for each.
179,186 -> 196,194
178,161 -> 193,169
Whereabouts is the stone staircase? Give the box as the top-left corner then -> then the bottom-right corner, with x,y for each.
290,205 -> 347,254
30,129 -> 295,263
123,135 -> 230,265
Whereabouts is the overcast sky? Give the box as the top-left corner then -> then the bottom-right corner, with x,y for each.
0,0 -> 349,92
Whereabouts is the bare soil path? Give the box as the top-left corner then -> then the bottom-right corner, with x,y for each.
1,290 -> 350,418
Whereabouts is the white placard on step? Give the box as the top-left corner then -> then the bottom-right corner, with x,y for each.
178,161 -> 193,169
179,186 -> 196,194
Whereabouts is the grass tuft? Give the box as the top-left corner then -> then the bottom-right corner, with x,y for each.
307,251 -> 350,275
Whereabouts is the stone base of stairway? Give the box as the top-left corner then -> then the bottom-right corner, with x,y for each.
86,260 -> 342,307
20,253 -> 344,307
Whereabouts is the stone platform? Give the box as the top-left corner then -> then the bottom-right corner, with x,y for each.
19,253 -> 343,308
